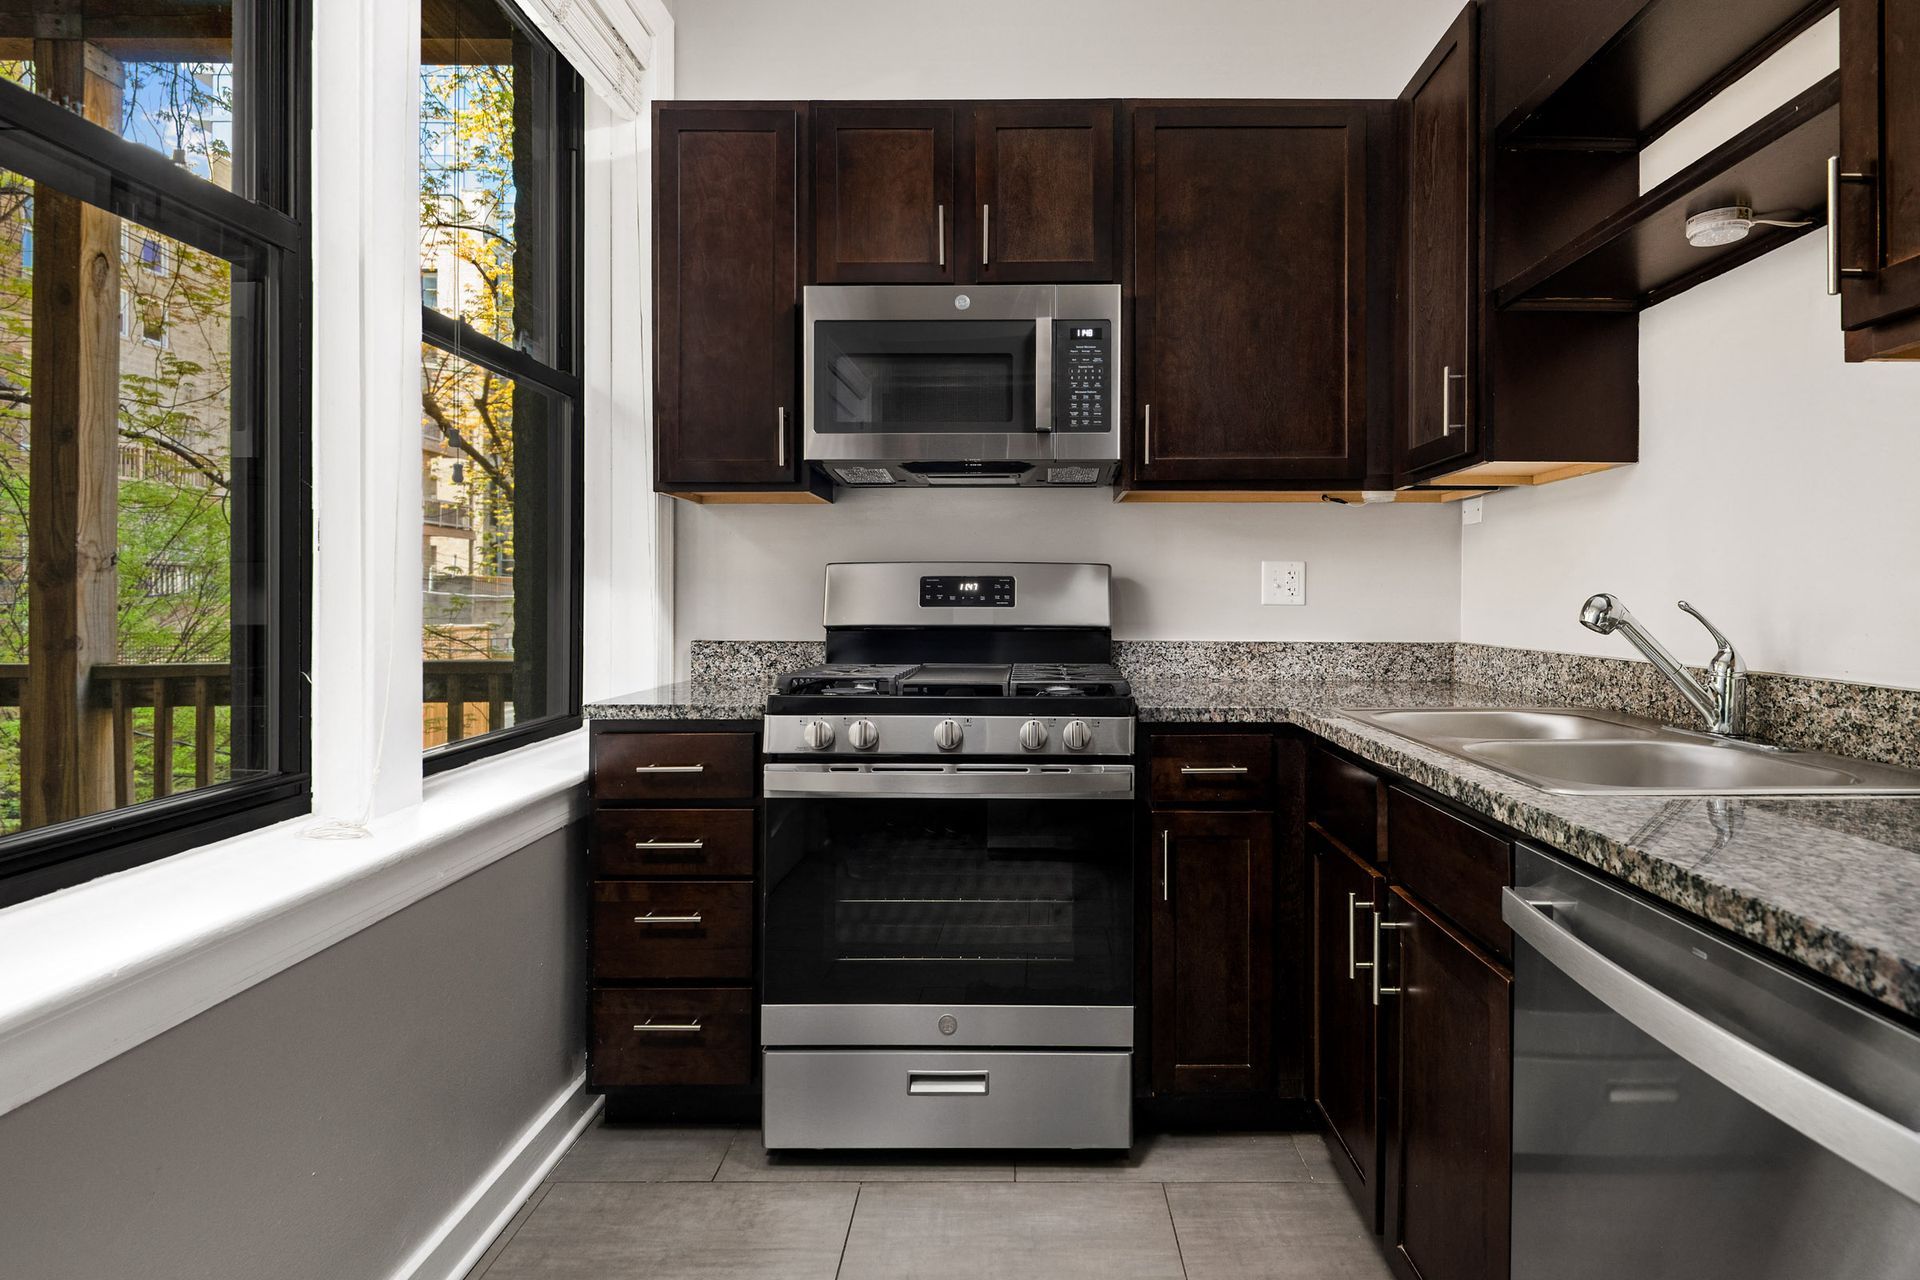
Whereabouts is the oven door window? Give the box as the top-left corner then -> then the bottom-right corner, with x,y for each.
812,320 -> 1037,434
764,797 -> 1131,1006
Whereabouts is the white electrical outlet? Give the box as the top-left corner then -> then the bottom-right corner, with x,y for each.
1261,560 -> 1306,606
1461,496 -> 1484,526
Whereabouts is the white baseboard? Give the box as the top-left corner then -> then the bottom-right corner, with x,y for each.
388,1074 -> 603,1280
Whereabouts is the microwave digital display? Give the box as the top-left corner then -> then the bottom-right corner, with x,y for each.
920,575 -> 1015,607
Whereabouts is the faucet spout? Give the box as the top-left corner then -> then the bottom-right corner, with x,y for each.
1577,593 -> 1745,736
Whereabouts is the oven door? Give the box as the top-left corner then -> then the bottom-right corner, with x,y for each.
761,762 -> 1134,1049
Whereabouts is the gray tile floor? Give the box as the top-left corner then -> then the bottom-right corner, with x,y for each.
467,1122 -> 1392,1279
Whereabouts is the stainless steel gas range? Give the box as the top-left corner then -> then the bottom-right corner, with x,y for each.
759,562 -> 1136,1151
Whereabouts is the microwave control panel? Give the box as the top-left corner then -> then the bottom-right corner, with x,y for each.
1053,321 -> 1111,433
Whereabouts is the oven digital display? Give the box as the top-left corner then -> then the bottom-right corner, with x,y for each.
920,575 -> 1015,607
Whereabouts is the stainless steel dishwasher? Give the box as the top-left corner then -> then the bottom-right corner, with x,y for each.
1505,844 -> 1920,1280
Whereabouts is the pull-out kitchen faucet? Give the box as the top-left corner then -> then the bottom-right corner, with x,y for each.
1579,593 -> 1748,738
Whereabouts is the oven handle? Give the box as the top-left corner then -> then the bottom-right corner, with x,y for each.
1503,888 -> 1920,1206
763,762 -> 1134,801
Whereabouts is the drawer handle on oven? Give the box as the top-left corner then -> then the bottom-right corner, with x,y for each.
635,763 -> 705,774
636,839 -> 705,851
632,1019 -> 702,1033
632,913 -> 703,925
908,1070 -> 988,1097
1180,765 -> 1248,776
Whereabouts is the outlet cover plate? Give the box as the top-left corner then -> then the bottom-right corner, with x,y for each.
1261,560 -> 1306,606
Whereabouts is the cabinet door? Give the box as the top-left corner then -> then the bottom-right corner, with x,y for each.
1132,104 -> 1368,485
654,107 -> 801,487
1150,810 -> 1274,1094
1381,887 -> 1511,1280
969,102 -> 1117,283
1399,4 -> 1480,475
1311,832 -> 1385,1225
1839,0 -> 1920,332
813,104 -> 956,283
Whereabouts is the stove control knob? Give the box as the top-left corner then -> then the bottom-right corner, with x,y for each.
933,719 -> 964,752
801,719 -> 835,751
1062,720 -> 1093,752
1018,719 -> 1049,751
848,719 -> 880,751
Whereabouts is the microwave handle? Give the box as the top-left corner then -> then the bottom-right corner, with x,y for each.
1035,312 -> 1054,433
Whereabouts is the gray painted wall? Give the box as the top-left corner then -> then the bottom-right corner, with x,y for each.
0,825 -> 586,1280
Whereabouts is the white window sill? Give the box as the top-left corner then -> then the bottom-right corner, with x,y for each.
0,729 -> 589,1119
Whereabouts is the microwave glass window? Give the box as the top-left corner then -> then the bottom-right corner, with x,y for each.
813,320 -> 1037,434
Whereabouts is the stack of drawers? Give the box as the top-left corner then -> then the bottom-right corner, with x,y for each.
587,729 -> 759,1090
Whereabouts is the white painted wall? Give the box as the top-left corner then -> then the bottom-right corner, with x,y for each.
1460,16 -> 1920,688
676,490 -> 1462,667
666,0 -> 1469,672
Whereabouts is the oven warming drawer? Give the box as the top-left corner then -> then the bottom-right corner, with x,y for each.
762,1048 -> 1132,1151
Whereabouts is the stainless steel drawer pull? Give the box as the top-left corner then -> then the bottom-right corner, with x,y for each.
1373,913 -> 1413,1006
777,406 -> 787,467
937,203 -> 946,268
1826,156 -> 1874,296
632,1019 -> 702,1033
634,763 -> 705,773
1348,891 -> 1377,979
1180,765 -> 1249,776
632,913 -> 704,925
636,839 -> 706,851
1143,405 -> 1152,466
981,203 -> 990,266
1441,364 -> 1466,435
1162,829 -> 1171,903
909,1070 -> 989,1096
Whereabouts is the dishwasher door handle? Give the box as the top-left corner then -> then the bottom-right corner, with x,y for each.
1503,887 -> 1920,1206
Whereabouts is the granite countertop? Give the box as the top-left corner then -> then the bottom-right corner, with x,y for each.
587,674 -> 1920,1019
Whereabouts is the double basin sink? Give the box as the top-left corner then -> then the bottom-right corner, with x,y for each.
1346,707 -> 1920,796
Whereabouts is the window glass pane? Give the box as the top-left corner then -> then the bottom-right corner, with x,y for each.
0,169 -> 269,836
1,5 -> 243,193
421,341 -> 566,751
420,0 -> 559,362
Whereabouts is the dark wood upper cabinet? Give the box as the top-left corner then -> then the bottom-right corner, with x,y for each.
1130,104 -> 1370,487
654,106 -> 802,489
1150,808 -> 1275,1095
1839,0 -> 1920,355
1312,832 -> 1385,1227
967,102 -> 1118,282
812,104 -> 956,284
1381,887 -> 1511,1280
1399,5 -> 1480,476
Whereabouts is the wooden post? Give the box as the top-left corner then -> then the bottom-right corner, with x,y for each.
20,38 -> 123,829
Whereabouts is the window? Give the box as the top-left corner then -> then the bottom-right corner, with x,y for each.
0,4 -> 309,904
419,0 -> 582,767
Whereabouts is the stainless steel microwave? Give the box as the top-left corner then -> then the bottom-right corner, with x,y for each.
802,284 -> 1122,488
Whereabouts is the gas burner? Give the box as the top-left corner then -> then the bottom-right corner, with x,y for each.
1008,662 -> 1130,699
775,664 -> 917,697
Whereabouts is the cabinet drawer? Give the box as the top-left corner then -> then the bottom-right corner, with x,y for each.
1307,745 -> 1382,862
1386,787 -> 1511,958
592,881 -> 754,981
590,987 -> 753,1088
592,732 -> 756,802
593,809 -> 755,878
1150,734 -> 1275,806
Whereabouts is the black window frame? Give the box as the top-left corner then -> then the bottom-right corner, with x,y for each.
419,4 -> 585,775
0,1 -> 313,906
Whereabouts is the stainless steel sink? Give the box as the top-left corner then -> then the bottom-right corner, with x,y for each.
1346,706 -> 1920,796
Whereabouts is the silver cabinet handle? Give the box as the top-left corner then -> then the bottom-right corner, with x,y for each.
1827,155 -> 1874,296
635,763 -> 705,773
910,1070 -> 988,1096
1348,891 -> 1377,979
632,1020 -> 702,1033
1143,405 -> 1152,467
1372,911 -> 1413,1006
982,203 -> 990,266
1161,829 -> 1170,903
777,406 -> 787,467
1180,765 -> 1249,776
1502,888 -> 1920,1204
937,203 -> 946,268
636,839 -> 705,851
1441,365 -> 1467,435
631,913 -> 703,925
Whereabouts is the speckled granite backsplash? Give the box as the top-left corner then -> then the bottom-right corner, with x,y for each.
688,639 -> 825,685
1454,644 -> 1920,770
1113,640 -> 1456,683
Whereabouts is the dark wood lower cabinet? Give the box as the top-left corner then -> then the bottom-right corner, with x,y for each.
1381,886 -> 1512,1280
590,988 -> 754,1088
1311,831 -> 1385,1224
1150,808 -> 1275,1095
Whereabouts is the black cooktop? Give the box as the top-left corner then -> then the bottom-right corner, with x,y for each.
775,661 -> 1131,700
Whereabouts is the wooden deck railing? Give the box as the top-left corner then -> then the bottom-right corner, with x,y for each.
0,658 -> 517,803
